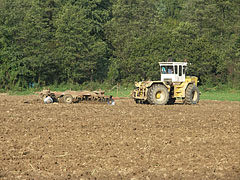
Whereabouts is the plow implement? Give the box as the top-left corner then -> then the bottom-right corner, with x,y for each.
38,90 -> 111,104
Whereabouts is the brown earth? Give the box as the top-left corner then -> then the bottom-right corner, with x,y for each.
0,95 -> 239,180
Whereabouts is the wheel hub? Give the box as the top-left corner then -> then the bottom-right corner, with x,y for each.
66,98 -> 72,103
192,90 -> 198,101
156,92 -> 161,99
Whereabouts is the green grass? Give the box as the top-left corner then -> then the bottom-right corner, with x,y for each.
104,88 -> 132,98
199,86 -> 240,101
200,90 -> 240,101
7,89 -> 37,96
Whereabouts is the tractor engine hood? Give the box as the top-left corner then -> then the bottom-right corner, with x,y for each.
135,81 -> 153,88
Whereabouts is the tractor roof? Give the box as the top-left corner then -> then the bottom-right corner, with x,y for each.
159,62 -> 188,66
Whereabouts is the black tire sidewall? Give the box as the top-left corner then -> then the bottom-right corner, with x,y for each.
186,85 -> 200,104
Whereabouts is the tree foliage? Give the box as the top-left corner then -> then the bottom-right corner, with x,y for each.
0,0 -> 239,89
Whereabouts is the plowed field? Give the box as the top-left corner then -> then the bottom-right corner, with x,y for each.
0,95 -> 239,180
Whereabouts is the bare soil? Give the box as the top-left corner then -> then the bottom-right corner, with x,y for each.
0,95 -> 239,180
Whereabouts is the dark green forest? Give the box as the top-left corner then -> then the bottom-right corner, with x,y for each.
0,0 -> 239,90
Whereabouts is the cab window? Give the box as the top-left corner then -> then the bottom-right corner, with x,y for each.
161,66 -> 167,74
175,65 -> 178,74
179,65 -> 182,76
167,66 -> 173,74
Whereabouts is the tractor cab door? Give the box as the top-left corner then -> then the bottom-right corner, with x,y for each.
177,65 -> 186,82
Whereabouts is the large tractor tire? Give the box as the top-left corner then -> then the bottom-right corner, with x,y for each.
63,94 -> 73,104
147,84 -> 169,105
184,84 -> 200,105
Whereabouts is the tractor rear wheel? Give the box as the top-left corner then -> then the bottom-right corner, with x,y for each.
147,84 -> 169,105
184,84 -> 200,105
63,94 -> 73,104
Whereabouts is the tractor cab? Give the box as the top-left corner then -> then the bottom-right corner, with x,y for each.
159,62 -> 187,83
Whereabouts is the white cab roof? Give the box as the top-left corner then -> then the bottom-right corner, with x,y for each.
159,62 -> 188,66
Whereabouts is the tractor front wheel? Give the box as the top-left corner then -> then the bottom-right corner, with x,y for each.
147,84 -> 169,105
184,84 -> 200,105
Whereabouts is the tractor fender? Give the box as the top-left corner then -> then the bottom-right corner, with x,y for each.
185,82 -> 195,90
147,81 -> 170,92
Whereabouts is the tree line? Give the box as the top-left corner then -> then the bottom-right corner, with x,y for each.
0,0 -> 239,90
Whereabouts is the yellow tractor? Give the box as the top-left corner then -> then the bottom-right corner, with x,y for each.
132,62 -> 200,105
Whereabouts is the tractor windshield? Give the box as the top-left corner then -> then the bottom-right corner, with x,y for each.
161,66 -> 174,74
